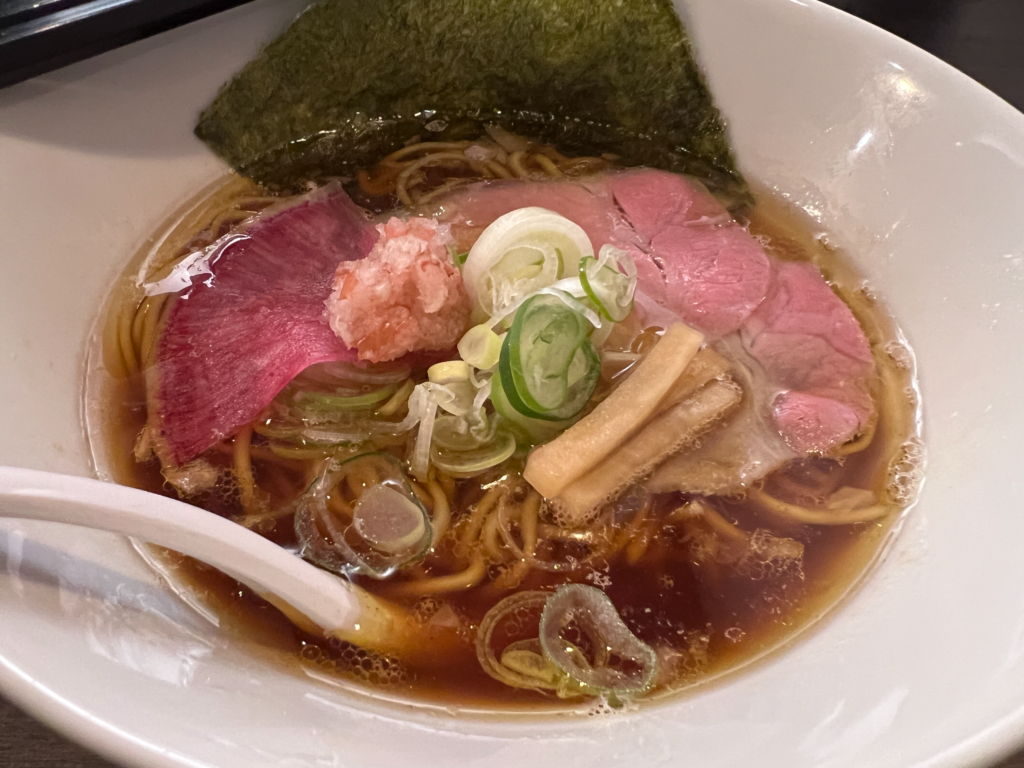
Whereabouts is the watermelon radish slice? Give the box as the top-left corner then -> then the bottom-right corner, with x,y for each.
146,184 -> 378,467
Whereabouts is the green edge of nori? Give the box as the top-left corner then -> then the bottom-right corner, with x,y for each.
195,0 -> 751,208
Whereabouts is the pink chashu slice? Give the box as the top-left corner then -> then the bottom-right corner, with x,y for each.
607,169 -> 772,338
741,260 -> 875,452
438,169 -> 771,338
437,170 -> 874,453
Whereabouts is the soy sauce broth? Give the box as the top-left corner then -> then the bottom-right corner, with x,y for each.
84,176 -> 922,711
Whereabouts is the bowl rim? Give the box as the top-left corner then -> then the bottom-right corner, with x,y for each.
2,0 -> 1024,766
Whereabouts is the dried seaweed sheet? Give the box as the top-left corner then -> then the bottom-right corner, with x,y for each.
195,0 -> 749,205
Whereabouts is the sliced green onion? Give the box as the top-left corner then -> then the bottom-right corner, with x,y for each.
579,245 -> 637,323
299,427 -> 368,444
254,407 -> 362,441
458,324 -> 504,370
291,382 -> 399,412
500,640 -> 562,687
409,387 -> 438,481
448,245 -> 470,268
295,453 -> 432,579
539,584 -> 657,698
267,441 -> 345,460
432,413 -> 492,451
498,294 -> 600,421
296,360 -> 411,388
256,406 -> 409,447
253,417 -> 303,440
432,427 -> 517,478
476,592 -> 551,692
488,285 -> 602,334
475,592 -> 592,698
428,360 -> 472,385
394,370 -> 494,480
352,483 -> 428,555
475,591 -> 588,696
490,373 -> 573,446
589,318 -> 615,350
375,378 -> 415,417
463,207 -> 593,322
501,638 -> 593,698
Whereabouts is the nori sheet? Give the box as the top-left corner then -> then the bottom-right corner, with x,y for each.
195,0 -> 750,206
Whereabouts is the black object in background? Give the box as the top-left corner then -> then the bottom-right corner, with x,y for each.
2,0 -> 1023,111
822,0 -> 1024,111
1,1 -> 1024,768
0,0 -> 259,89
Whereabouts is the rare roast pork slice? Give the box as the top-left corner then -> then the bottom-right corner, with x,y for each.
437,169 -> 772,339
742,260 -> 875,453
607,173 -> 874,454
653,262 -> 877,494
436,175 -> 638,257
147,184 -> 378,467
607,170 -> 772,337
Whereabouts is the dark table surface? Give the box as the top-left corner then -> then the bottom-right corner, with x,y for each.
1,0 -> 1023,766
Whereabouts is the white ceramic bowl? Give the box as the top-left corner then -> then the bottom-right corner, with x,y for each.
2,0 -> 1024,766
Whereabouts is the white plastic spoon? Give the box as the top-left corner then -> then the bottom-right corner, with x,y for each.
0,466 -> 418,657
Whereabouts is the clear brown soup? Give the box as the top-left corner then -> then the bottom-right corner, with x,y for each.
86,169 -> 921,712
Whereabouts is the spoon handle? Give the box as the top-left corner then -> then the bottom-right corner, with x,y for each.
0,466 -> 365,638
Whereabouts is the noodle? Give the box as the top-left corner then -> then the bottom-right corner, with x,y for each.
833,416 -> 877,456
460,481 -> 509,547
206,209 -> 251,241
138,294 -> 169,366
396,151 -> 480,207
383,141 -> 473,164
210,438 -> 307,469
508,150 -> 530,179
481,507 -> 504,560
436,472 -> 457,502
413,177 -> 476,207
747,485 -> 891,526
390,552 -> 487,596
483,159 -> 513,179
409,480 -> 435,511
327,492 -> 354,520
233,423 -> 257,513
130,295 -> 147,352
118,302 -> 138,377
531,153 -> 564,178
233,196 -> 281,210
426,479 -> 452,544
490,557 -> 530,591
376,378 -> 415,417
611,498 -> 649,553
698,503 -> 749,542
101,300 -> 127,380
354,135 -> 606,204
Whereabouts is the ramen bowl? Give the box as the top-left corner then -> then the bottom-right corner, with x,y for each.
1,0 -> 1023,766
